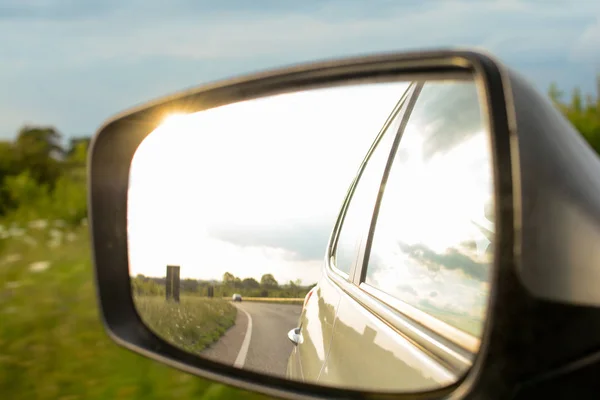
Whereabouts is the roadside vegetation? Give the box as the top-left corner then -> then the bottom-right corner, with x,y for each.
134,295 -> 237,355
548,77 -> 600,152
132,272 -> 315,300
0,127 -> 266,399
0,78 -> 598,399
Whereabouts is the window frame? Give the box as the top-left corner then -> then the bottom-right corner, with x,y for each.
327,83 -> 416,281
325,74 -> 490,374
358,77 -> 490,352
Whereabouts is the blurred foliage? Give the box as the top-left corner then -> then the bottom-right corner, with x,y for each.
132,275 -> 166,296
548,75 -> 600,154
0,224 -> 267,400
133,295 -> 237,355
133,272 -> 314,299
0,125 -> 268,400
0,75 -> 599,399
0,127 -> 88,225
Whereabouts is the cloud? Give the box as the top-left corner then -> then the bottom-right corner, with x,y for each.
3,1 -> 599,72
397,285 -> 418,297
208,222 -> 332,262
0,0 -> 123,21
406,80 -> 482,161
571,17 -> 600,64
1,0 -> 598,141
396,242 -> 489,282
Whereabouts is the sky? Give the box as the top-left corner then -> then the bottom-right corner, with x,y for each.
127,79 -> 496,337
127,82 -> 410,284
1,0 -> 599,141
2,0 -> 598,293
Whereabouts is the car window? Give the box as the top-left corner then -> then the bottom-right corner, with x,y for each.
332,88 -> 413,276
363,80 -> 495,338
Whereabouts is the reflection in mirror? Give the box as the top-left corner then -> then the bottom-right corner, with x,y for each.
127,77 -> 495,393
365,80 -> 494,338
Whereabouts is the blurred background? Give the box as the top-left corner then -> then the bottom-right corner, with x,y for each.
1,1 -> 599,399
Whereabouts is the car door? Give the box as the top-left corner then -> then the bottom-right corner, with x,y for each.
319,78 -> 496,391
287,83 -> 417,384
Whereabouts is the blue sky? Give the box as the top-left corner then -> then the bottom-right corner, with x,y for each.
1,0 -> 599,140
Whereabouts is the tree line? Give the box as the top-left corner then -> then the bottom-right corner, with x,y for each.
548,75 -> 600,153
0,126 -> 89,224
0,76 -> 598,246
132,272 -> 316,299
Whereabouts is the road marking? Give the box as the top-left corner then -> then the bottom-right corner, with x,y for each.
234,306 -> 253,368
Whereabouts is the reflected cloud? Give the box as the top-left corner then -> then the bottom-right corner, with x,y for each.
127,82 -> 408,284
413,82 -> 484,161
364,80 -> 494,337
396,242 -> 489,282
208,222 -> 332,262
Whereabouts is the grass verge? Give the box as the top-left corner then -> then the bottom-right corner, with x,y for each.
0,220 -> 269,400
134,295 -> 237,354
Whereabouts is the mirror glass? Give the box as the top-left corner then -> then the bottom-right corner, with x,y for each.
127,77 -> 495,393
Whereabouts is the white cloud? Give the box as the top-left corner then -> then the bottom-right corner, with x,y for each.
2,0 -> 598,68
1,0 -> 599,139
571,17 -> 600,63
127,82 -> 408,283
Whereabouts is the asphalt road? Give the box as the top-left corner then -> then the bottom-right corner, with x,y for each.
202,302 -> 302,378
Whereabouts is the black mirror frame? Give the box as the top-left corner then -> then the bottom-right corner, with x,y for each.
88,49 -> 521,400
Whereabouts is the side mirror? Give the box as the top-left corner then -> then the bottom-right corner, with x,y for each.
88,49 -> 600,399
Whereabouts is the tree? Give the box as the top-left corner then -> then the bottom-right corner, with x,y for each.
51,174 -> 87,223
597,73 -> 600,113
548,78 -> 600,155
13,126 -> 64,186
4,171 -> 51,210
242,277 -> 260,289
223,272 -> 235,286
0,141 -> 19,215
572,87 -> 583,113
181,278 -> 199,293
0,125 -> 93,221
63,137 -> 90,182
260,273 -> 278,288
15,126 -> 63,158
548,82 -> 563,104
288,280 -> 299,297
66,137 -> 91,162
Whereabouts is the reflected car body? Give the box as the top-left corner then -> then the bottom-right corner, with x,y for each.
286,78 -> 493,391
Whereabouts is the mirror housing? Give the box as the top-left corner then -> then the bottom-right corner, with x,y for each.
88,49 -> 600,399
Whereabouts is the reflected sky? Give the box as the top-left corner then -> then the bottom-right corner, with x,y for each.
365,80 -> 494,337
128,82 -> 409,284
333,93 -> 407,275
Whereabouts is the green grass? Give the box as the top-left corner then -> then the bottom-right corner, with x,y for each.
0,220 -> 271,400
134,295 -> 236,355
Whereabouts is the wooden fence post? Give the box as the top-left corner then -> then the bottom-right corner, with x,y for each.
166,265 -> 180,303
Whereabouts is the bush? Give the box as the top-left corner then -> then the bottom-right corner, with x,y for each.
133,295 -> 237,354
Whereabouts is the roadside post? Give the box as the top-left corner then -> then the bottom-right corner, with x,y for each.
166,265 -> 180,303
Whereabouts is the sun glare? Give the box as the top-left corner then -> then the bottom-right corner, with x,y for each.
127,82 -> 410,281
161,112 -> 193,128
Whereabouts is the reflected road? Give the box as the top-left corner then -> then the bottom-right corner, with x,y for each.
202,302 -> 302,377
